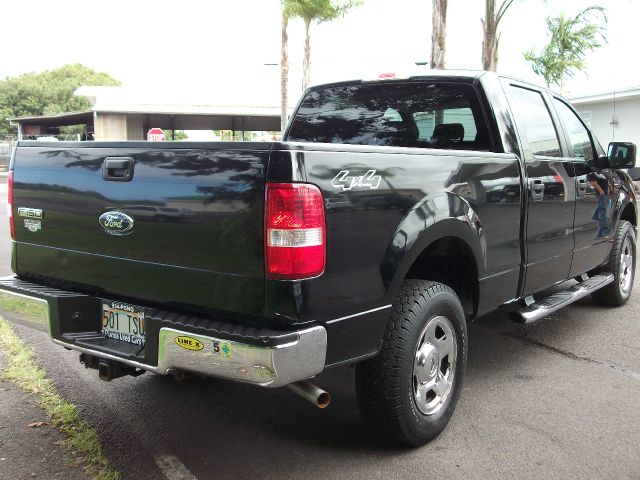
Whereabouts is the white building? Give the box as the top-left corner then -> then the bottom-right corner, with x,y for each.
570,87 -> 640,148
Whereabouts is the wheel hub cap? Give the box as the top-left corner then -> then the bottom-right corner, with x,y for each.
619,237 -> 634,296
416,344 -> 439,381
412,315 -> 458,416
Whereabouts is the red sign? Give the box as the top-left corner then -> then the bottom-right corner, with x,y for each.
147,128 -> 165,141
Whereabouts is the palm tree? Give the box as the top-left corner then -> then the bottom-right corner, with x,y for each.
280,1 -> 294,132
524,5 -> 607,92
288,0 -> 362,90
430,0 -> 448,69
481,0 -> 516,71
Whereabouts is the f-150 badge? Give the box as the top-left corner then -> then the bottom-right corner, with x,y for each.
18,207 -> 43,219
331,170 -> 381,191
18,207 -> 43,232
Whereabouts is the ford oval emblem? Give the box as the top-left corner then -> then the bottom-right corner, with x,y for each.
99,211 -> 134,236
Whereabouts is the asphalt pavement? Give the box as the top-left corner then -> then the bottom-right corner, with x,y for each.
0,178 -> 87,479
0,367 -> 87,480
0,177 -> 638,479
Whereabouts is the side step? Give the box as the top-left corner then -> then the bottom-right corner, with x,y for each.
511,274 -> 614,324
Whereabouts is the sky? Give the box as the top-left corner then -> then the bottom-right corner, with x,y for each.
0,0 -> 638,105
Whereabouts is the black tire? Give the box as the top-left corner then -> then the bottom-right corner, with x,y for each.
591,220 -> 636,307
355,280 -> 467,446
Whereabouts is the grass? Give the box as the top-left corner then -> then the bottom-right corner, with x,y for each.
0,317 -> 120,480
0,296 -> 49,323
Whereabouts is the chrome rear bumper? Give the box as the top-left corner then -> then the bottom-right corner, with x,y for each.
0,276 -> 327,388
156,327 -> 326,387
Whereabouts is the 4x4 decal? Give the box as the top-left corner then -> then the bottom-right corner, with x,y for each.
331,170 -> 381,191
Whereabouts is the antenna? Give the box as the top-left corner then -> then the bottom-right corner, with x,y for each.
611,89 -> 617,140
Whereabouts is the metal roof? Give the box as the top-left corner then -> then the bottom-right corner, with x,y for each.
8,85 -> 282,132
9,111 -> 93,127
74,85 -> 282,117
570,86 -> 640,105
74,86 -> 282,130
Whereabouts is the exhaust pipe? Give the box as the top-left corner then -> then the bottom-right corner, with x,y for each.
287,381 -> 331,409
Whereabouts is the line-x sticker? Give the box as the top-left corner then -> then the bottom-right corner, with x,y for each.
174,336 -> 204,351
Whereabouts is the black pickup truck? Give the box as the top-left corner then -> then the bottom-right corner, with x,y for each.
1,71 -> 637,446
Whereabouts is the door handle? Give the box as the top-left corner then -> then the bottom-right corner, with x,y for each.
529,178 -> 545,201
102,157 -> 135,182
577,176 -> 588,197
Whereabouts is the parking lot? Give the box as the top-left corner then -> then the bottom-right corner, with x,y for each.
0,178 -> 639,480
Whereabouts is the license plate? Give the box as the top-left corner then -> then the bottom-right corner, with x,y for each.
101,301 -> 145,346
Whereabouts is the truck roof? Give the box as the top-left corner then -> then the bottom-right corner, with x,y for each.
308,70 -> 548,96
308,69 -> 487,92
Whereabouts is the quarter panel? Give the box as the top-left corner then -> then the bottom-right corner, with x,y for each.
265,145 -> 523,335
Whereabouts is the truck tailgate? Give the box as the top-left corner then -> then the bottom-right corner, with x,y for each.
11,142 -> 269,316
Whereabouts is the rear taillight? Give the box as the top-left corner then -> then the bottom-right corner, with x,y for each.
265,183 -> 326,280
7,171 -> 14,240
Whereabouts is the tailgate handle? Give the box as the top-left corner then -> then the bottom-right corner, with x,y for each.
102,157 -> 134,182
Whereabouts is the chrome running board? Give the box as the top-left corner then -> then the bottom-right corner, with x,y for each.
511,274 -> 614,324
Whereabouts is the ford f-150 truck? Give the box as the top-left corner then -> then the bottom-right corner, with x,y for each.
1,71 -> 637,446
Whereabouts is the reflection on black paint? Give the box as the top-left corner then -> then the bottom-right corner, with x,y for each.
589,171 -> 612,238
445,160 -> 521,205
14,146 -> 267,275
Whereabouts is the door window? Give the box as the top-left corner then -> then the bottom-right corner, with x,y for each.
507,86 -> 561,157
553,99 -> 594,162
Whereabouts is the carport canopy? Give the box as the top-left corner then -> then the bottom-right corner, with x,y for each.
76,85 -> 283,136
138,111 -> 280,131
9,84 -> 286,140
9,109 -> 281,139
11,111 -> 94,129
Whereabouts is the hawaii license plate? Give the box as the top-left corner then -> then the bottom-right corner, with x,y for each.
101,301 -> 145,346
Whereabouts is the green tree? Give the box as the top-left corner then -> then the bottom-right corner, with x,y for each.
214,130 -> 257,141
288,0 -> 362,90
163,130 -> 188,141
0,63 -> 119,135
430,0 -> 448,69
524,6 -> 607,92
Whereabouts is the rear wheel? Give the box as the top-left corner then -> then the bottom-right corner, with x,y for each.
356,280 -> 467,446
592,220 -> 636,306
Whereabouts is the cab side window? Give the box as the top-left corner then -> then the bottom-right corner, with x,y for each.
553,99 -> 594,162
507,85 -> 561,157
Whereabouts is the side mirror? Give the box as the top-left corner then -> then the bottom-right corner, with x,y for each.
607,142 -> 636,169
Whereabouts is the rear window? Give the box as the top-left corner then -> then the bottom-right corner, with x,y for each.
286,82 -> 491,150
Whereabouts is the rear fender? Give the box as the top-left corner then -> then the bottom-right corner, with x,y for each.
381,192 -> 486,297
614,171 -> 637,227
